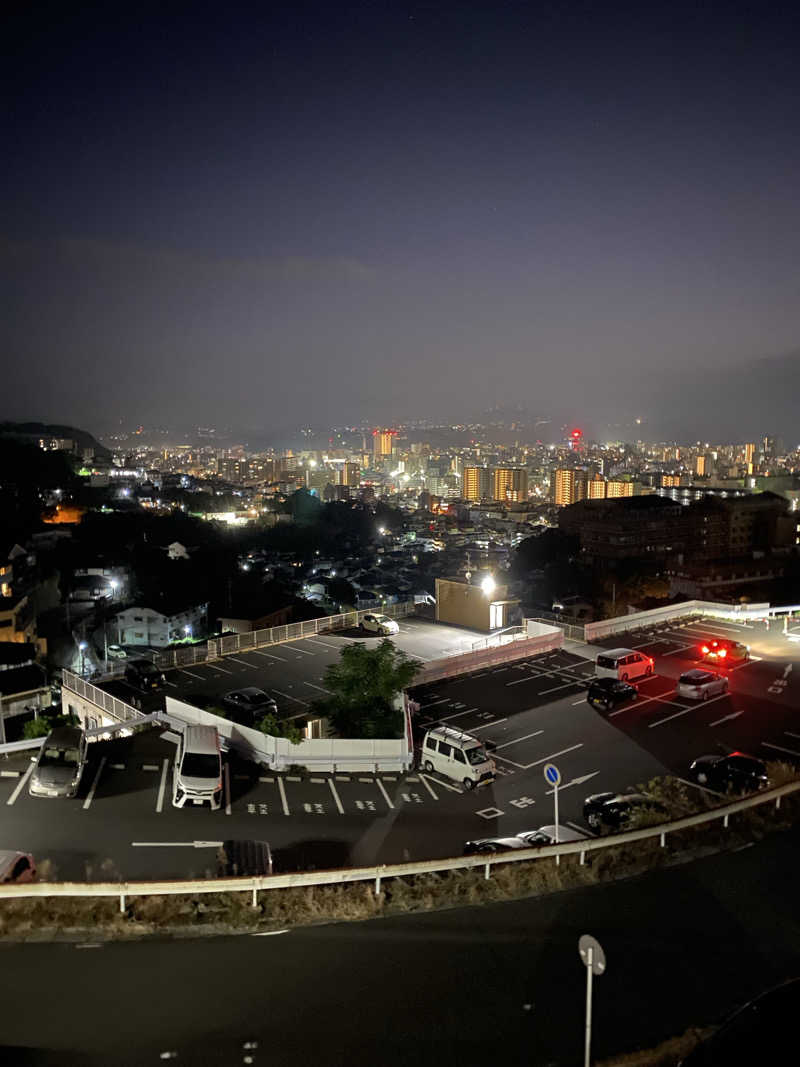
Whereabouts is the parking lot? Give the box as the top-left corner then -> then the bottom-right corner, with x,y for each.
3,613 -> 800,882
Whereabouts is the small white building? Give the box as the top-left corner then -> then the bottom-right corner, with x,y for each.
112,603 -> 208,648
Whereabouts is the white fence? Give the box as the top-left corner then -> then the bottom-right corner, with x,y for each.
1,779 -> 796,910
165,697 -> 413,773
413,626 -> 563,686
61,673 -> 142,724
584,599 -> 772,642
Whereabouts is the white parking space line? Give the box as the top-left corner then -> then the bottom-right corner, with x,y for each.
708,710 -> 744,727
227,657 -> 259,669
493,729 -> 544,751
224,763 -> 231,815
82,757 -> 107,810
540,681 -> 579,695
609,689 -> 677,716
251,649 -> 288,662
649,692 -> 728,728
303,682 -> 332,695
437,707 -> 479,723
763,742 -> 800,759
156,758 -> 169,812
506,673 -> 545,687
418,773 -> 439,799
277,777 -> 290,815
132,841 -> 224,848
179,669 -> 205,680
305,639 -> 340,650
471,718 -> 507,730
420,697 -> 449,709
7,763 -> 34,805
206,663 -> 234,674
786,731 -> 800,741
272,689 -> 310,707
376,778 -> 395,810
289,645 -> 315,656
663,644 -> 695,656
683,622 -> 749,638
526,744 -> 583,767
328,778 -> 344,813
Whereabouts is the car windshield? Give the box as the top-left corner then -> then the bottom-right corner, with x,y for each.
40,746 -> 79,767
181,754 -> 220,779
466,745 -> 488,766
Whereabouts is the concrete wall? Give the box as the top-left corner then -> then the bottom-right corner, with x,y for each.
413,626 -> 563,686
435,578 -> 513,631
584,599 -> 772,641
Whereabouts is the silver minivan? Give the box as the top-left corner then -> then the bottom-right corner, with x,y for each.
29,725 -> 88,799
173,725 -> 223,810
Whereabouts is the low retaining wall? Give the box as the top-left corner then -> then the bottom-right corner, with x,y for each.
584,599 -> 772,642
413,625 -> 563,686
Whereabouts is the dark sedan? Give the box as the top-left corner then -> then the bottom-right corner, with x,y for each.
586,678 -> 638,711
688,752 -> 768,793
222,687 -> 278,720
583,791 -> 667,832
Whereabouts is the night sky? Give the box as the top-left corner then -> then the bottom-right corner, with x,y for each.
3,2 -> 800,442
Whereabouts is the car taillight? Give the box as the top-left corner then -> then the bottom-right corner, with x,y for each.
718,649 -> 727,658
701,646 -> 709,655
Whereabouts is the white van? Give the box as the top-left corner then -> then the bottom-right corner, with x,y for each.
173,725 -> 223,810
420,726 -> 495,790
595,648 -> 654,683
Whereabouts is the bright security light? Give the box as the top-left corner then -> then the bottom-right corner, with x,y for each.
481,575 -> 496,597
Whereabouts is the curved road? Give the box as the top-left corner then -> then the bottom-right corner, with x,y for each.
2,827 -> 799,1065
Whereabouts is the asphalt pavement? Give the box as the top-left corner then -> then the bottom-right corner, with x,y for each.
2,823 -> 799,1066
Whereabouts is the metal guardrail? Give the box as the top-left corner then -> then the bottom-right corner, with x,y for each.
529,617 -> 586,642
1,779 -> 796,911
414,630 -> 563,686
61,673 -> 141,724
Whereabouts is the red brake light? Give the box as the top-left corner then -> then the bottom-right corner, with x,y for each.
701,646 -> 709,654
718,649 -> 727,658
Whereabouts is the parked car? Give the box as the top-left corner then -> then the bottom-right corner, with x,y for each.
688,751 -> 768,793
583,791 -> 667,831
173,725 -> 223,810
464,825 -> 590,854
463,836 -> 533,855
676,668 -> 729,701
595,648 -> 654,682
29,725 -> 88,799
0,850 -> 37,884
222,687 -> 277,719
700,638 -> 749,664
586,677 -> 638,711
124,659 -> 166,691
106,644 -> 127,660
522,824 -> 590,845
360,612 -> 399,636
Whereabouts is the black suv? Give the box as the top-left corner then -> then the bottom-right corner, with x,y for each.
586,678 -> 638,711
688,752 -> 768,793
583,791 -> 667,832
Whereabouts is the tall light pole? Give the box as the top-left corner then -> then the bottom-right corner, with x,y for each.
78,641 -> 87,677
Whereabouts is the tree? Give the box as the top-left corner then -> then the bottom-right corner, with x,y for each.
256,711 -> 303,745
22,716 -> 51,739
318,639 -> 420,739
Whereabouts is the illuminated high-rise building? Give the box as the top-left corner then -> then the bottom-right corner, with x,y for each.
744,442 -> 756,475
372,429 -> 396,459
696,454 -> 707,476
587,473 -> 606,499
462,466 -> 491,502
337,462 -> 360,487
606,479 -> 634,498
553,469 -> 587,507
492,467 -> 528,503
661,474 -> 681,487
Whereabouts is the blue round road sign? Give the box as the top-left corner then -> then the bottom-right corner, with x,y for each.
543,763 -> 561,787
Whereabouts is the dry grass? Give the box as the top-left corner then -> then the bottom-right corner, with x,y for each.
1,772 -> 798,941
597,1026 -> 715,1066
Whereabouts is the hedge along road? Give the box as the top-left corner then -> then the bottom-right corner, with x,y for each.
1,824 -> 799,1066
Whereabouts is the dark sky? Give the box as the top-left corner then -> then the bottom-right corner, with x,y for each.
3,2 -> 800,442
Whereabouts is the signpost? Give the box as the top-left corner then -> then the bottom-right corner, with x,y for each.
543,763 -> 561,843
578,934 -> 606,1067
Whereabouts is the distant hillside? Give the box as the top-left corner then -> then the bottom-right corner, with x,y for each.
0,422 -> 113,463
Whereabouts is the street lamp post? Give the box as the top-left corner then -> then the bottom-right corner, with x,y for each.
79,641 -> 87,677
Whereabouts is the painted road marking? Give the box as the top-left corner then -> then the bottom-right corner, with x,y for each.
609,689 -> 678,716
420,697 -> 449,709
227,656 -> 259,669
252,929 -> 289,936
663,644 -> 695,656
251,649 -> 287,662
156,758 -> 169,812
540,681 -> 579,695
418,773 -> 439,799
762,742 -> 800,759
142,764 -> 160,771
289,645 -> 315,656
328,778 -> 344,813
709,710 -> 744,727
310,777 -> 325,784
179,669 -> 205,679
224,763 -> 231,815
376,778 -> 395,809
476,807 -> 504,819
545,771 -> 600,795
305,639 -> 340,650
649,692 -> 729,728
493,729 -> 544,751
272,689 -> 310,707
277,777 -> 290,815
259,776 -> 274,783
303,682 -> 332,695
206,663 -> 234,674
0,770 -> 21,778
287,775 -> 302,782
131,841 -> 224,848
526,743 -> 583,768
7,763 -> 33,804
437,707 -> 480,723
82,756 -> 106,810
786,732 -> 800,741
471,718 -> 507,730
110,763 -> 125,770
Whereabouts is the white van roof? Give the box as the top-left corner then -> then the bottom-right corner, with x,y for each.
597,648 -> 636,659
183,725 -> 220,755
426,725 -> 481,747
